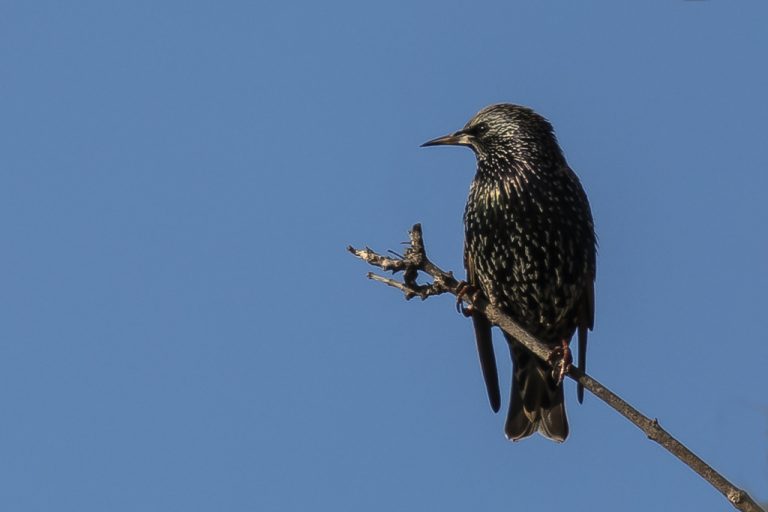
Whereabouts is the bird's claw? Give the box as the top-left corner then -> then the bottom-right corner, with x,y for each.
548,339 -> 572,385
455,281 -> 478,317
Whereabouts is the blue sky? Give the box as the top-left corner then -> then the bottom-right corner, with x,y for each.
1,1 -> 767,511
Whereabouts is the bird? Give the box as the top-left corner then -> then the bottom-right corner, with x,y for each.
421,104 -> 596,442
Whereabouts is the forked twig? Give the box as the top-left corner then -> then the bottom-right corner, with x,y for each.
348,223 -> 764,512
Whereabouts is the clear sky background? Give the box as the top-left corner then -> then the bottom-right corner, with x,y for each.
1,2 -> 767,511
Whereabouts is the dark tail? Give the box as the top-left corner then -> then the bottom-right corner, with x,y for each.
504,341 -> 568,442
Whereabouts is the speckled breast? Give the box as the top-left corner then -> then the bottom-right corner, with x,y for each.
464,167 -> 594,343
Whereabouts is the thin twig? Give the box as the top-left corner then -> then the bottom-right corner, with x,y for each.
348,223 -> 764,512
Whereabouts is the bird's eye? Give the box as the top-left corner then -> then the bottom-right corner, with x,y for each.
473,123 -> 489,135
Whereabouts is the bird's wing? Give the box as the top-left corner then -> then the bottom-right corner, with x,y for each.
465,250 -> 501,412
560,163 -> 596,404
576,279 -> 595,403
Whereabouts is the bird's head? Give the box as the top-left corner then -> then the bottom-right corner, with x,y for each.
421,103 -> 563,166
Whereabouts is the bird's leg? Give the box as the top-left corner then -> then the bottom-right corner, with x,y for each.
548,339 -> 573,385
455,281 -> 479,317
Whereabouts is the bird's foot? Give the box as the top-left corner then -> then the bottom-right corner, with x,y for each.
455,281 -> 479,317
548,339 -> 572,385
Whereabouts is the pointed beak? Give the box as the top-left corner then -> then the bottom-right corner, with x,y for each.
420,130 -> 474,148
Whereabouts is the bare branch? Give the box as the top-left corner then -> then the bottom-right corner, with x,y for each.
349,223 -> 764,512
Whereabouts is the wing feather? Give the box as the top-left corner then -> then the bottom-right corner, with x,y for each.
465,250 -> 501,412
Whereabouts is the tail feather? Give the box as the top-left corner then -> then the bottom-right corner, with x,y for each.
504,340 -> 568,442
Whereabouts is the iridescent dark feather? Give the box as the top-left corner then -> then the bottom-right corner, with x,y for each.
465,251 -> 501,413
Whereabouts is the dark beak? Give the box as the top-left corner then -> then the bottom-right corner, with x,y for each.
420,130 -> 474,148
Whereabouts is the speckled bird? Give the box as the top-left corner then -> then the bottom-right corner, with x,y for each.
422,104 -> 596,442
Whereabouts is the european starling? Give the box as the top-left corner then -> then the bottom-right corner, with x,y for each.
422,104 -> 596,442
